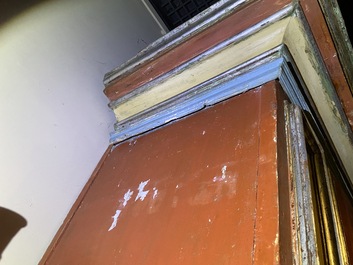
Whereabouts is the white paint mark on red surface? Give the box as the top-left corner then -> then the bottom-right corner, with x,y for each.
153,187 -> 158,199
123,189 -> 133,207
108,210 -> 121,231
213,165 -> 227,182
108,182 -> 150,232
135,179 -> 150,201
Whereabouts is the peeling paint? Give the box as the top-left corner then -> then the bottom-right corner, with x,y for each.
108,210 -> 121,231
213,165 -> 227,182
135,179 -> 150,201
108,183 -> 146,231
123,189 -> 133,207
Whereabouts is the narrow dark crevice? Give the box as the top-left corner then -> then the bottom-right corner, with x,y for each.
335,0 -> 353,43
148,0 -> 220,30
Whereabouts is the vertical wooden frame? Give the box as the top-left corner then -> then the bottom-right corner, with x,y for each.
285,102 -> 319,264
284,101 -> 351,264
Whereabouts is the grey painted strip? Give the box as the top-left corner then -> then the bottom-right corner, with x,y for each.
279,61 -> 310,112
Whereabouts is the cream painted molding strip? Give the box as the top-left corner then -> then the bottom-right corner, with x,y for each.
111,16 -> 292,121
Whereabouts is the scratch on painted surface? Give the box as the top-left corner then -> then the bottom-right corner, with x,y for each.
153,187 -> 158,199
135,179 -> 150,201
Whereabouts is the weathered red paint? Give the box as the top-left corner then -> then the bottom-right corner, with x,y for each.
300,0 -> 353,130
104,0 -> 353,133
275,85 -> 293,264
42,82 -> 281,264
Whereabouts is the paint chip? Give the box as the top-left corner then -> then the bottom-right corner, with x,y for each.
135,179 -> 150,201
123,189 -> 133,207
108,210 -> 121,231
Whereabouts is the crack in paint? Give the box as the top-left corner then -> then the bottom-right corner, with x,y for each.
152,187 -> 158,199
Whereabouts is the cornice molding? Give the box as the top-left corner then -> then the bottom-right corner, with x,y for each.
105,3 -> 353,188
103,0 -> 254,85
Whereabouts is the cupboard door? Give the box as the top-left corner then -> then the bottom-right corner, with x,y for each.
43,82 -> 281,265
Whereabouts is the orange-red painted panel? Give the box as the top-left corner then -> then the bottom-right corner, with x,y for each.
43,82 -> 280,265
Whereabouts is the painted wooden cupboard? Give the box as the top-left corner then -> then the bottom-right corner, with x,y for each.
41,0 -> 353,264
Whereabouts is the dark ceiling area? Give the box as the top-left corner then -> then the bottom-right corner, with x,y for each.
336,0 -> 352,43
148,0 -> 352,46
149,0 -> 219,30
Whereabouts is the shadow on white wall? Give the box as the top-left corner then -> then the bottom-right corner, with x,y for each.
0,1 -> 162,264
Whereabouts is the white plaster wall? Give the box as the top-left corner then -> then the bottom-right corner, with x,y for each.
0,0 -> 161,264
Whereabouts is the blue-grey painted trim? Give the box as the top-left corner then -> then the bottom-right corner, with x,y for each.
110,56 -> 284,143
279,62 -> 310,112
